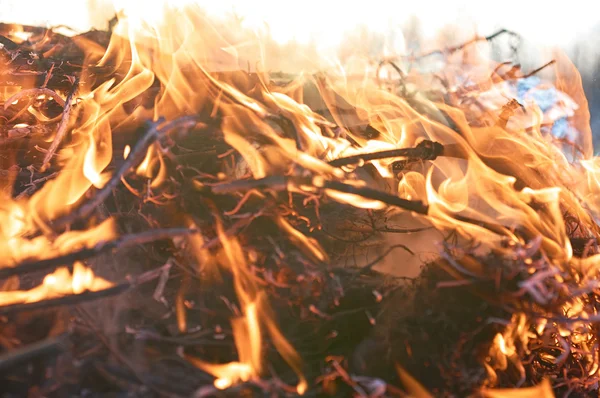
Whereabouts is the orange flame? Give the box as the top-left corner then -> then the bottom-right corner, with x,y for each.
187,218 -> 306,393
486,314 -> 529,385
0,262 -> 113,306
0,207 -> 117,269
188,300 -> 261,390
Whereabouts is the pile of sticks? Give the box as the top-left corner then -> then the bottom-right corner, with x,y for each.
0,22 -> 596,398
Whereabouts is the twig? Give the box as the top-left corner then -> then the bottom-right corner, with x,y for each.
0,261 -> 170,316
328,140 -> 444,168
377,226 -> 433,234
211,176 -> 512,239
497,98 -> 523,129
520,60 -> 556,79
0,228 -> 196,280
42,63 -> 55,88
323,180 -> 429,215
439,248 -> 485,279
41,76 -> 80,170
0,35 -> 19,51
0,124 -> 51,145
15,171 -> 59,199
210,175 -> 288,195
50,116 -> 199,229
3,88 -> 66,110
0,333 -> 69,372
353,244 -> 415,281
0,283 -> 130,315
376,59 -> 407,95
211,175 -> 429,214
415,29 -> 520,61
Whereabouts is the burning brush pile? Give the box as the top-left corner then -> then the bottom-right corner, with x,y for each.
1,3 -> 600,398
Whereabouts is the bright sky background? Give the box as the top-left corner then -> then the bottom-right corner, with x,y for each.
198,0 -> 596,47
0,0 -> 597,65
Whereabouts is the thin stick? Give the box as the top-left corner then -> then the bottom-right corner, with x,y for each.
211,176 -> 508,236
211,176 -> 429,214
210,175 -> 288,195
415,29 -> 520,61
41,77 -> 80,170
378,226 -> 433,233
0,228 -> 196,280
328,140 -> 444,168
15,172 -> 59,200
520,60 -> 556,79
0,333 -> 69,372
0,283 -> 130,315
0,262 -> 169,316
361,243 -> 414,272
324,180 -> 429,214
0,124 -> 51,146
3,88 -> 66,110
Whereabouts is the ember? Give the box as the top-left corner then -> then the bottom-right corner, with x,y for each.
0,1 -> 599,397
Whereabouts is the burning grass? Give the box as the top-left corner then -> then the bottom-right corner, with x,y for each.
0,4 -> 599,397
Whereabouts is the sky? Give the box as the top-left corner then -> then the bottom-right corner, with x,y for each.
0,0 -> 596,48
1,0 -> 598,79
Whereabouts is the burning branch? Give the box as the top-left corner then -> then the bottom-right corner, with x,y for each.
520,60 -> 557,79
323,180 -> 429,214
41,76 -> 80,170
50,116 -> 199,229
328,140 -> 444,168
0,261 -> 171,315
0,227 -> 196,280
0,282 -> 130,315
211,175 -> 429,214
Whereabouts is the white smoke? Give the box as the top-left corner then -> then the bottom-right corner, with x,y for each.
2,1 -> 596,67
2,0 -> 598,135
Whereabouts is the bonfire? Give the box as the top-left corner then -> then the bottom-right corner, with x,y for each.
0,2 -> 597,398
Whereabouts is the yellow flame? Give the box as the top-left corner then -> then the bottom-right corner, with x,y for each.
186,216 -> 305,392
0,214 -> 117,269
0,262 -> 113,306
123,144 -> 131,159
83,134 -> 107,189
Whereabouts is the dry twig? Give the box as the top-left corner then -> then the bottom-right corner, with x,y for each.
0,261 -> 172,315
41,77 -> 80,170
0,333 -> 69,372
0,228 -> 196,280
328,140 -> 444,168
50,116 -> 199,229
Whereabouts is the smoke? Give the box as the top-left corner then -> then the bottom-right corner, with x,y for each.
2,0 -> 598,141
4,1 -> 597,70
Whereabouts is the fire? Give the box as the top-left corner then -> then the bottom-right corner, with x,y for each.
2,0 -> 600,395
83,133 -> 109,189
0,262 -> 113,306
188,301 -> 261,390
186,220 -> 306,393
486,314 -> 529,385
0,203 -> 117,269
